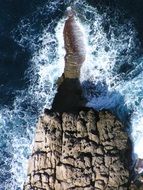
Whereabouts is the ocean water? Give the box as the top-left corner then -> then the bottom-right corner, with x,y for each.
0,0 -> 143,189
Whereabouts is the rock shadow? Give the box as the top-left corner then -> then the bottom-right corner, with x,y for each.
52,78 -> 86,113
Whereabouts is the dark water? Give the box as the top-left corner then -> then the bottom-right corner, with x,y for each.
0,0 -> 143,189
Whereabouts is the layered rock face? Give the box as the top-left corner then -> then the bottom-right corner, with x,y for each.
24,109 -> 131,190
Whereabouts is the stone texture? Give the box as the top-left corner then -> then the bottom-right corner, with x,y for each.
23,109 -> 131,190
63,11 -> 86,79
54,7 -> 86,84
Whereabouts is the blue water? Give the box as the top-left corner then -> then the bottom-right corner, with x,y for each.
1,0 -> 143,189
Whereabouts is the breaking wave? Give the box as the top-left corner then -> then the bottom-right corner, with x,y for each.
0,0 -> 65,188
78,2 -> 143,160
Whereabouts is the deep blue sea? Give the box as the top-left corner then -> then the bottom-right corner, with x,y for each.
1,0 -> 143,189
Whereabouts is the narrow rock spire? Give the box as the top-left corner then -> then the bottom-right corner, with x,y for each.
63,7 -> 86,79
52,8 -> 86,112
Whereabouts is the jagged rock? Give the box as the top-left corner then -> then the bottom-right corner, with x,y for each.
23,109 -> 131,190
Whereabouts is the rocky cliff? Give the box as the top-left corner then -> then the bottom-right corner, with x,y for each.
23,109 -> 132,190
23,8 -> 142,190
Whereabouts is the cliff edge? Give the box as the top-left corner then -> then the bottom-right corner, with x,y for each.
23,109 -> 131,190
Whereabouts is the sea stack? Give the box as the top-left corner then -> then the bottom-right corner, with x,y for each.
63,7 -> 86,79
23,8 -> 134,190
52,7 -> 86,112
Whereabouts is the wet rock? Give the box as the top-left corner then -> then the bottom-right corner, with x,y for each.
63,7 -> 86,79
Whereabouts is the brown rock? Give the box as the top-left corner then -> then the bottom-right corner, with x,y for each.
23,109 -> 131,190
63,8 -> 86,79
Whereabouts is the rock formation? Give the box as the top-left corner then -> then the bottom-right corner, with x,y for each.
52,7 -> 86,113
23,109 -> 132,190
23,8 -> 139,190
63,7 -> 86,79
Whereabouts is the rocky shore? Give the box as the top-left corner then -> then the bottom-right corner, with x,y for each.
23,8 -> 143,190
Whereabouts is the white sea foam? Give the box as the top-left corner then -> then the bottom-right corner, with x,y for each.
0,2 -> 65,189
78,2 -> 143,160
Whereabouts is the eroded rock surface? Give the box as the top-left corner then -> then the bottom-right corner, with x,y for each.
52,8 -> 86,113
24,109 -> 131,190
63,7 -> 86,79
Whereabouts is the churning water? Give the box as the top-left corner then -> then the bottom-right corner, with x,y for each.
0,0 -> 143,189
